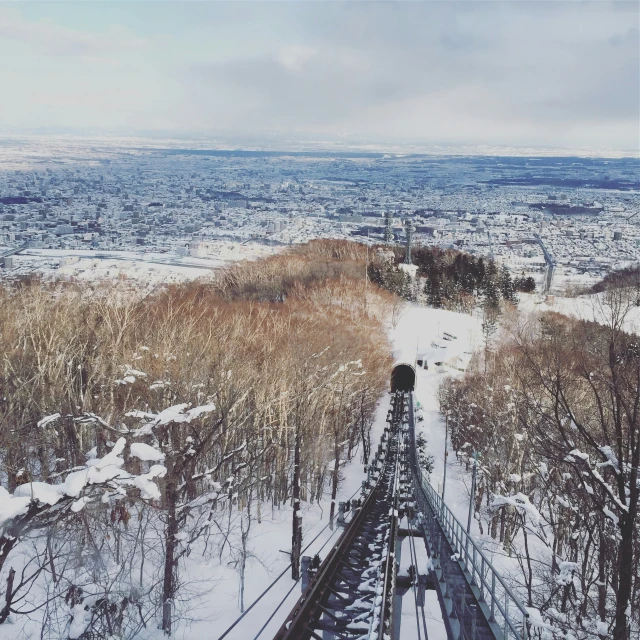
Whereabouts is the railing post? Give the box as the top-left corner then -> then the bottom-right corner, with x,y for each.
490,572 -> 496,623
504,590 -> 509,639
471,604 -> 477,640
465,528 -> 470,568
471,547 -> 477,586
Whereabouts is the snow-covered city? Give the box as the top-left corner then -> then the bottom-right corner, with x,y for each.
0,137 -> 638,292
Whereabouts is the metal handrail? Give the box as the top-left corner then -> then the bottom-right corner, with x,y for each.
409,394 -> 530,640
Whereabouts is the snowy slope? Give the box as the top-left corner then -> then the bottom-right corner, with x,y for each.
199,305 -> 482,640
391,305 -> 483,529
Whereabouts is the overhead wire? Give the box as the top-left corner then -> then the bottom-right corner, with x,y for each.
251,579 -> 299,640
252,525 -> 341,640
217,520 -> 330,640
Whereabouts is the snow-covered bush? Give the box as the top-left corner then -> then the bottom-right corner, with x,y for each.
415,432 -> 434,476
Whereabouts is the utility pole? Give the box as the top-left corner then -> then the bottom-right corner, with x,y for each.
364,231 -> 369,315
467,451 -> 479,534
292,427 -> 302,579
441,413 -> 449,513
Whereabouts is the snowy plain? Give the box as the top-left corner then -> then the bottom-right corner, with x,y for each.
518,290 -> 640,334
0,242 -> 279,289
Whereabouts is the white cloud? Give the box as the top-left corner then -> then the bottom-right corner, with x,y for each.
276,45 -> 316,72
0,8 -> 148,56
0,2 -> 637,152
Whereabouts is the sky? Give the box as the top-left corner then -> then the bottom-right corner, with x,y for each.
0,1 -> 638,153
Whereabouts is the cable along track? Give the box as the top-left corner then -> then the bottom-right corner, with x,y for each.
273,391 -> 408,640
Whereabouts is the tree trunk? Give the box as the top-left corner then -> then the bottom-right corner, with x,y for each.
598,528 -> 607,637
613,514 -> 634,640
329,432 -> 340,530
0,568 -> 15,624
291,428 -> 302,580
162,477 -> 178,635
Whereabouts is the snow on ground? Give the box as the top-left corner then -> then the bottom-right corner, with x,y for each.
390,305 -> 483,518
191,397 -> 391,640
0,301 -> 528,640
391,305 -> 481,640
3,238 -> 633,640
3,295 -> 596,640
1,242 -> 278,288
518,291 -> 640,335
548,270 -> 602,295
401,291 -> 640,631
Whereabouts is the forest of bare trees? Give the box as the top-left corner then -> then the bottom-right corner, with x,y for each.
0,240 -> 393,638
439,289 -> 640,640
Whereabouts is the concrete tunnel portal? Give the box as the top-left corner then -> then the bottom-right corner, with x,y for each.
390,363 -> 416,393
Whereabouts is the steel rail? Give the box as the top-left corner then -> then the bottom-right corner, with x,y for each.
273,392 -> 405,640
374,423 -> 400,640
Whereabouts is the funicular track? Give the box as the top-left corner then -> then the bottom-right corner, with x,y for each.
271,388 -> 530,640
273,391 -> 407,640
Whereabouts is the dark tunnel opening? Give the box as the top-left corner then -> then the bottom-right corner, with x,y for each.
390,363 -> 416,392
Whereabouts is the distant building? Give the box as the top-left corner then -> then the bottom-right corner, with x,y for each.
54,224 -> 74,235
189,241 -> 207,258
338,214 -> 362,223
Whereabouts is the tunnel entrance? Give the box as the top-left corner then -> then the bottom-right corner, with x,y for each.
391,363 -> 416,392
